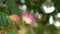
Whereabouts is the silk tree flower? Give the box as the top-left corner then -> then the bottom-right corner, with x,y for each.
22,12 -> 36,24
9,14 -> 20,22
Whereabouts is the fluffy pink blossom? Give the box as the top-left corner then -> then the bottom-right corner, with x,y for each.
22,12 -> 36,24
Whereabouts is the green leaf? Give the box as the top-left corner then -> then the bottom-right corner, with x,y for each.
6,0 -> 21,15
0,12 -> 9,28
0,7 -> 10,15
0,12 -> 16,28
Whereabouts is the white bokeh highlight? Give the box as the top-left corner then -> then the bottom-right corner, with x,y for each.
56,13 -> 60,18
31,9 -> 34,14
35,12 -> 42,19
49,16 -> 54,25
33,22 -> 38,27
53,13 -> 60,28
19,5 -> 27,11
20,0 -> 25,3
42,4 -> 55,13
54,21 -> 60,28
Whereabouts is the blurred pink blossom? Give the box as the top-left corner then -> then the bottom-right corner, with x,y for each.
22,12 -> 36,24
9,14 -> 20,22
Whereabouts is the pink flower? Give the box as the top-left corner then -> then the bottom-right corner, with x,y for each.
22,12 -> 36,24
9,14 -> 20,22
